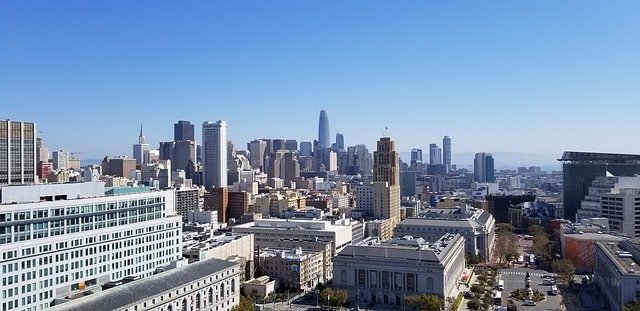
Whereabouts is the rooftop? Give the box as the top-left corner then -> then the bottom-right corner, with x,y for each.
558,151 -> 640,163
50,258 -> 238,311
597,241 -> 640,275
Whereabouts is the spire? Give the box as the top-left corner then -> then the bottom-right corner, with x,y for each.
138,124 -> 146,144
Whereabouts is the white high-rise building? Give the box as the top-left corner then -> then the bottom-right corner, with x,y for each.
0,182 -> 183,311
132,124 -> 150,165
202,120 -> 227,189
52,150 -> 69,171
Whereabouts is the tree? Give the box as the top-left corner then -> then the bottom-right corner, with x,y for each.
321,288 -> 348,307
471,284 -> 485,295
624,299 -> 640,311
405,294 -> 443,311
551,259 -> 576,284
232,296 -> 254,311
467,298 -> 481,310
467,252 -> 481,266
495,230 -> 519,264
496,223 -> 515,233
531,227 -> 554,265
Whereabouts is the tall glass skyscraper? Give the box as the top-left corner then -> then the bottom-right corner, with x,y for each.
202,120 -> 227,189
318,110 -> 330,149
443,135 -> 452,172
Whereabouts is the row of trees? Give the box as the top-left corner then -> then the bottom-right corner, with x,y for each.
529,224 -> 575,283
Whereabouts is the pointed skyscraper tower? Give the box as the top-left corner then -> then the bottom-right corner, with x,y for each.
133,124 -> 150,165
318,110 -> 330,149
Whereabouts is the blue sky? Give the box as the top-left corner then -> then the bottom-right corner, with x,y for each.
1,1 -> 639,160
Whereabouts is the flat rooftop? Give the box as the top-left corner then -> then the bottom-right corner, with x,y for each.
50,258 -> 238,311
597,241 -> 640,275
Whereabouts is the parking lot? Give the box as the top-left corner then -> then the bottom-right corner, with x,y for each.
499,268 -> 564,310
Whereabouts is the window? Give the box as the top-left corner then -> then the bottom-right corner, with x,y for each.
426,277 -> 434,290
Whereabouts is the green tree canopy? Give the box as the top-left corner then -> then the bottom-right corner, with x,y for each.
551,259 -> 576,284
405,294 -> 443,311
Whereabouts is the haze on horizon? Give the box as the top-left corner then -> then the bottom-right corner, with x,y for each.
1,1 -> 639,159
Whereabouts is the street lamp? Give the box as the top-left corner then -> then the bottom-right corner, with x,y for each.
315,289 -> 320,307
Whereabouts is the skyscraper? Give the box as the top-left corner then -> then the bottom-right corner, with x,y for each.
334,132 -> 344,151
429,143 -> 442,165
0,119 -> 36,185
202,120 -> 227,189
373,137 -> 401,227
52,150 -> 69,171
248,139 -> 267,171
443,135 -> 452,172
474,152 -> 495,182
299,141 -> 312,157
318,110 -> 330,149
558,151 -> 640,222
410,148 -> 423,163
132,124 -> 150,165
374,137 -> 400,186
174,120 -> 195,142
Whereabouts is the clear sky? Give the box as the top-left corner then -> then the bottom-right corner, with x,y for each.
1,1 -> 639,160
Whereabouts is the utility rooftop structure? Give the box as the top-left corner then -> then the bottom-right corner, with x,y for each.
558,151 -> 640,222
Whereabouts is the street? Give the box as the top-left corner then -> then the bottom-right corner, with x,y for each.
499,268 -> 564,311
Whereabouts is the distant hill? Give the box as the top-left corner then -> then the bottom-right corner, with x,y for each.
400,151 -> 561,172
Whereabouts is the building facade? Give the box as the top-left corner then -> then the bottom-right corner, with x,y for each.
394,205 -> 496,261
0,183 -> 182,311
559,151 -> 640,222
202,121 -> 227,189
594,239 -> 640,311
49,258 -> 240,311
0,120 -> 36,186
333,234 -> 466,306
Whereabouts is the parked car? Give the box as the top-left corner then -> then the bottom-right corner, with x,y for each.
542,279 -> 555,285
464,291 -> 474,299
523,300 -> 536,306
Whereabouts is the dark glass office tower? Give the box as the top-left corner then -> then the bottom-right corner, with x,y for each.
559,151 -> 640,221
174,120 -> 195,142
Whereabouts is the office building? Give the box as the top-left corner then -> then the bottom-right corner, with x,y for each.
333,234 -> 466,305
52,150 -> 69,172
372,137 -> 401,226
395,205 -> 496,260
248,139 -> 267,171
594,239 -> 640,311
175,187 -> 199,217
284,139 -> 297,152
429,144 -> 442,165
233,217 -> 355,255
159,141 -> 197,176
473,152 -> 495,182
346,145 -> 373,176
410,148 -> 422,169
132,124 -> 150,165
559,151 -> 640,222
400,171 -> 417,197
0,120 -> 36,186
560,223 -> 625,272
202,121 -> 227,189
174,120 -> 195,142
333,133 -> 345,151
257,247 -> 325,291
49,258 -> 240,311
101,156 -> 137,178
318,110 -> 330,149
36,137 -> 49,165
0,182 -> 182,311
443,136 -> 451,173
299,142 -> 312,157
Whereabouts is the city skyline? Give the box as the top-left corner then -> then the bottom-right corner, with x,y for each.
2,2 -> 640,157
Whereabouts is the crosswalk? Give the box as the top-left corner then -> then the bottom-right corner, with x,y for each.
501,271 -> 555,277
